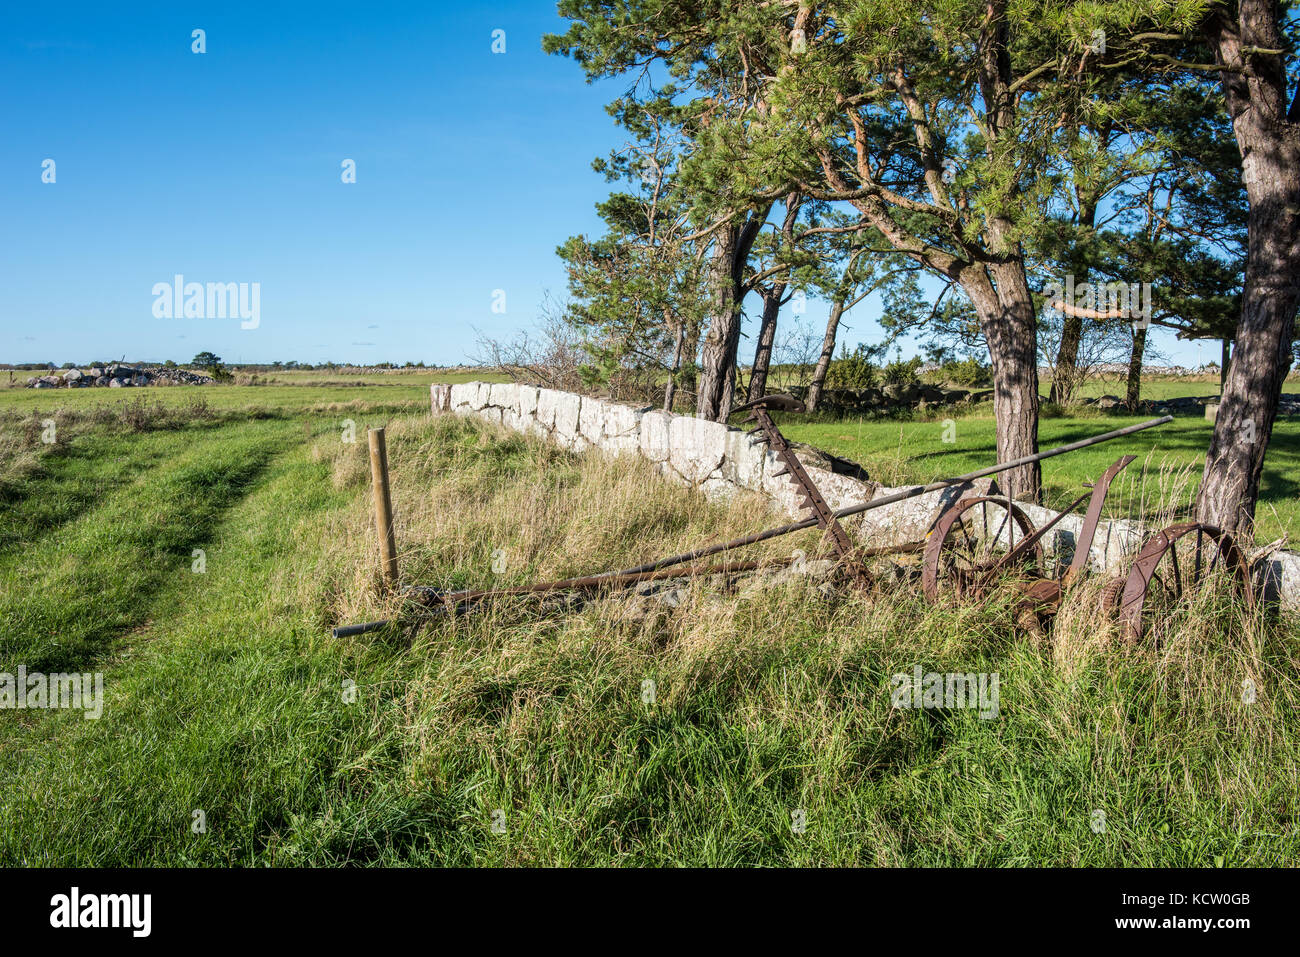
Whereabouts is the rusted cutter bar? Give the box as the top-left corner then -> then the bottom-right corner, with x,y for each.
733,394 -> 869,583
332,557 -> 793,638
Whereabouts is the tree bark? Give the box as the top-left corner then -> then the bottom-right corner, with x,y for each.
696,207 -> 770,421
806,299 -> 846,412
1125,327 -> 1147,413
963,260 -> 1042,500
1196,2 -> 1300,534
680,321 -> 699,401
696,225 -> 741,420
746,195 -> 801,402
1050,311 -> 1085,405
664,315 -> 684,412
747,284 -> 784,402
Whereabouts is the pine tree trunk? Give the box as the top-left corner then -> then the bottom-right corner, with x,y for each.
663,317 -> 684,412
681,321 -> 699,401
696,225 -> 740,421
1050,313 -> 1083,405
1196,2 -> 1300,534
747,285 -> 784,402
1125,327 -> 1147,412
1199,280 -> 1299,533
964,262 -> 1042,500
1050,204 -> 1095,405
695,207 -> 769,421
805,299 -> 846,413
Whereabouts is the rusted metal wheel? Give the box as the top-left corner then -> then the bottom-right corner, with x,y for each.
921,496 -> 1044,602
1097,576 -> 1127,616
1115,522 -> 1253,641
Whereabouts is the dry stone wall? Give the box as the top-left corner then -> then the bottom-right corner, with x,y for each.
24,364 -> 214,389
432,381 -> 1300,610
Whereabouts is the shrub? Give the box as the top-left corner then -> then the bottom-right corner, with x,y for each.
882,356 -> 923,385
940,356 -> 991,386
826,344 -> 878,390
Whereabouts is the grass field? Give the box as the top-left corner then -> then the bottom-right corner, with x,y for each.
0,368 -> 491,416
1,374 -> 1297,865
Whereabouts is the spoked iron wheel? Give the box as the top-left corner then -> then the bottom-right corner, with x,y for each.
1115,522 -> 1253,641
921,496 -> 1044,602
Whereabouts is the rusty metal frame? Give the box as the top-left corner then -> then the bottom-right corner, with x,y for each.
921,495 -> 1043,602
921,454 -> 1136,617
333,556 -> 796,638
1063,455 -> 1137,584
741,396 -> 869,583
1115,522 -> 1253,641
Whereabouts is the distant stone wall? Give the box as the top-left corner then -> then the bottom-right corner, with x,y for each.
24,364 -> 213,389
790,383 -> 991,415
433,381 -> 1300,610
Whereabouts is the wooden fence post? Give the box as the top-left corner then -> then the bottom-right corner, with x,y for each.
368,427 -> 399,588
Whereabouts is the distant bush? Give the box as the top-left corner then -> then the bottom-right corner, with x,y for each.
882,356 -> 923,385
826,344 -> 878,390
939,357 -> 991,386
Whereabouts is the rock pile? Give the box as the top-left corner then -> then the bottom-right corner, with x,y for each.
798,386 -> 1300,418
1081,393 -> 1300,416
790,384 -> 992,415
24,365 -> 214,389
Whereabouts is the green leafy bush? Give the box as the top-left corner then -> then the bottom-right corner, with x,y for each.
882,356 -> 923,385
940,357 -> 991,386
825,344 -> 878,390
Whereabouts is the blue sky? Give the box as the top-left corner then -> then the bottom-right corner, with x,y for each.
1,1 -> 1216,368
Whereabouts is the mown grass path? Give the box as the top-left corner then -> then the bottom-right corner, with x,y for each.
0,419 -> 356,864
0,420 -> 297,673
